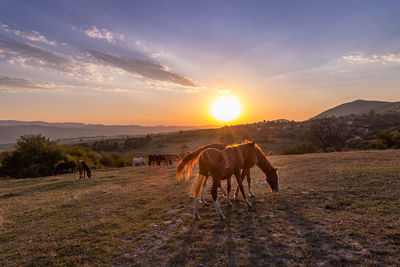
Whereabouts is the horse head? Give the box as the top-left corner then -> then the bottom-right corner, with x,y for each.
266,167 -> 279,192
251,141 -> 279,192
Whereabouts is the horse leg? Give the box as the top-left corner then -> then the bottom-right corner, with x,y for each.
194,174 -> 207,220
200,176 -> 210,206
219,182 -> 228,197
234,170 -> 246,200
247,171 -> 256,197
226,177 -> 232,206
212,179 -> 225,221
235,172 -> 252,207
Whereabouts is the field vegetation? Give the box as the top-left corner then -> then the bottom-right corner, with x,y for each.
1,150 -> 399,265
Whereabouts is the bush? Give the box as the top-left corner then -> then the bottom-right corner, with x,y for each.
367,139 -> 387,149
0,134 -> 64,178
124,137 -> 150,149
279,142 -> 319,155
92,140 -> 119,152
346,137 -> 366,150
61,145 -> 102,167
100,153 -> 130,168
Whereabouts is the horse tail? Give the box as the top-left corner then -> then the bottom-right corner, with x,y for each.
176,147 -> 207,180
193,174 -> 207,198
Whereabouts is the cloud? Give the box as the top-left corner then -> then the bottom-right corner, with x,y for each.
343,52 -> 400,64
0,76 -> 58,92
0,39 -> 106,81
86,50 -> 199,87
80,26 -> 121,43
380,53 -> 400,63
0,23 -> 56,45
84,84 -> 130,93
217,89 -> 231,94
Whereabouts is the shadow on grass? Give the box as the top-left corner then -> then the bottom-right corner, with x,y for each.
280,199 -> 354,265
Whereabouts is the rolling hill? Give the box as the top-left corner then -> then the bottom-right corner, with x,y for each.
0,120 -> 213,145
313,99 -> 400,119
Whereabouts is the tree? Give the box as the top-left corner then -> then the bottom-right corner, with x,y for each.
310,117 -> 346,152
0,134 -> 64,178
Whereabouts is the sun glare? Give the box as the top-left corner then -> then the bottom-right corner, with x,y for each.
210,95 -> 242,122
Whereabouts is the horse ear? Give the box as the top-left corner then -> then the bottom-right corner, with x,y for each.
275,167 -> 279,174
252,141 -> 255,146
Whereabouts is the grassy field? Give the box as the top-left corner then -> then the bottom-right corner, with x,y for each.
1,150 -> 399,266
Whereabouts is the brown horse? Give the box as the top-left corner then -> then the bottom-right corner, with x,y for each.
177,141 -> 279,220
178,143 -> 277,204
77,160 -> 91,179
177,143 -> 229,203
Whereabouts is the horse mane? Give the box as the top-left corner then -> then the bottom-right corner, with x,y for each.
253,143 -> 275,175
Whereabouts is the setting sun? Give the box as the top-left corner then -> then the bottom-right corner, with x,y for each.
210,95 -> 242,122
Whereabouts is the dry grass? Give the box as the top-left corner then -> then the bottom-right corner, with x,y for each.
1,150 -> 399,266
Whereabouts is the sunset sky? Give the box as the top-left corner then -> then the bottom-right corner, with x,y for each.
1,0 -> 399,125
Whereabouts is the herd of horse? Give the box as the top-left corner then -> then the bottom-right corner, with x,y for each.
55,160 -> 91,178
54,140 -> 279,221
148,154 -> 181,166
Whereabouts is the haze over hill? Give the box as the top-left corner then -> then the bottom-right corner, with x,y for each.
0,120 -> 213,145
313,99 -> 400,119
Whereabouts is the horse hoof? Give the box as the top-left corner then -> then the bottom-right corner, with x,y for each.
220,216 -> 226,221
201,200 -> 209,206
194,215 -> 201,221
227,201 -> 233,207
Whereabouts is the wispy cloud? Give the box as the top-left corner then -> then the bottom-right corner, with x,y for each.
343,52 -> 400,64
217,88 -> 231,94
0,76 -> 58,92
0,23 -> 56,45
86,50 -> 199,87
73,26 -> 123,44
0,39 -> 106,82
84,84 -> 130,93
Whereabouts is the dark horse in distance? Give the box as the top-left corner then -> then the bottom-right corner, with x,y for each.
77,160 -> 91,179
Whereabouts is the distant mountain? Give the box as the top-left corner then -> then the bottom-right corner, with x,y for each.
312,100 -> 400,119
0,120 -> 214,144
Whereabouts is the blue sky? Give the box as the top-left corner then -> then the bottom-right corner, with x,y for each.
0,0 -> 399,125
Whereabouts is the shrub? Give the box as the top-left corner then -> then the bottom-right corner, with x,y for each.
279,142 -> 318,155
124,137 -> 150,149
61,145 -> 102,167
100,153 -> 130,168
0,134 -> 64,178
346,137 -> 366,150
367,139 -> 387,149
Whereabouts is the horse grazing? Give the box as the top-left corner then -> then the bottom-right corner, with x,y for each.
148,154 -> 181,166
177,141 -> 279,221
177,142 -> 277,205
77,160 -> 91,179
132,157 -> 146,166
55,161 -> 76,175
